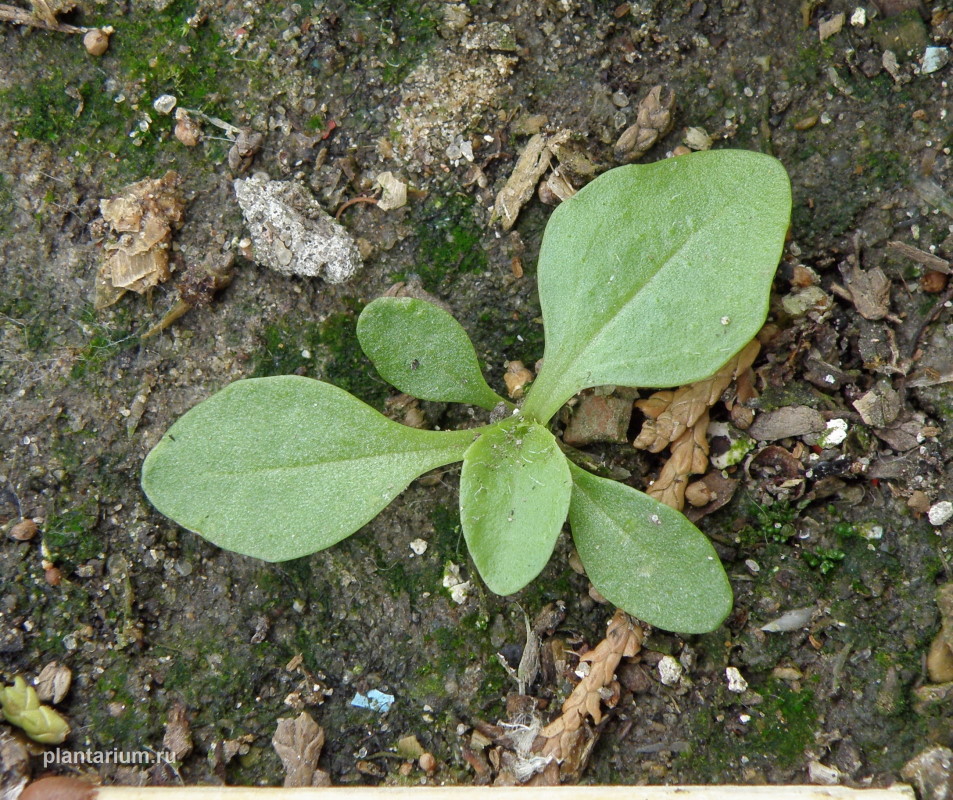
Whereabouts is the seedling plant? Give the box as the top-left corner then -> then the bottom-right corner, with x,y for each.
142,149 -> 791,634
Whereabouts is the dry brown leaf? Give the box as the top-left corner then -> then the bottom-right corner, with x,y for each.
272,711 -> 331,787
647,409 -> 710,510
537,610 -> 643,766
162,702 -> 193,762
493,131 -> 571,230
634,340 -> 759,451
832,261 -> 892,320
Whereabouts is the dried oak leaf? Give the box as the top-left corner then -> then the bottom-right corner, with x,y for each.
833,260 -> 891,321
272,712 -> 331,787
537,610 -> 643,776
634,340 -> 760,452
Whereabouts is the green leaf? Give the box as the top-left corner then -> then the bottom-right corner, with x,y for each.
141,376 -> 476,561
568,462 -> 732,634
357,296 -> 507,411
460,415 -> 571,595
524,150 -> 791,423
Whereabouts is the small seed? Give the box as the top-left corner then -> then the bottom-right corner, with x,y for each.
44,567 -> 63,586
83,28 -> 110,56
921,270 -> 949,293
419,752 -> 437,773
9,519 -> 38,541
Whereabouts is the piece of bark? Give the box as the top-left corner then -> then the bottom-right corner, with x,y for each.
748,406 -> 827,441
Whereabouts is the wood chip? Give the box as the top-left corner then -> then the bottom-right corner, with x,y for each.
887,240 -> 951,274
748,406 -> 827,441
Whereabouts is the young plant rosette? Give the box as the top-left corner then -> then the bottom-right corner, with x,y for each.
141,149 -> 791,634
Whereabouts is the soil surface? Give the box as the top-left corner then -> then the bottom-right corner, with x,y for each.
3,0 -> 953,790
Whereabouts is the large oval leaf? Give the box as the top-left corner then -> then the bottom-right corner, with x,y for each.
524,150 -> 791,423
568,462 -> 732,634
357,296 -> 507,410
460,415 -> 571,595
141,376 -> 476,561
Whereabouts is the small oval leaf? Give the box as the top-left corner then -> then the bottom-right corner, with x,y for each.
141,376 -> 476,561
357,296 -> 506,410
568,462 -> 732,634
525,150 -> 791,422
460,416 -> 571,595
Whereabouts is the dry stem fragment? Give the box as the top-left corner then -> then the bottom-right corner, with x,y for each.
648,409 -> 710,510
537,610 -> 643,768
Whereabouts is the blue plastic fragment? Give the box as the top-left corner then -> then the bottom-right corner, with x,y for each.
350,689 -> 395,713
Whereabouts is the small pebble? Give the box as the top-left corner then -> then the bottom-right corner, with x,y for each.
922,47 -> 951,75
9,519 -> 38,541
929,501 -> 953,526
174,111 -> 201,146
419,752 -> 437,773
658,655 -> 683,686
726,666 -> 749,693
153,94 -> 177,115
44,566 -> 63,586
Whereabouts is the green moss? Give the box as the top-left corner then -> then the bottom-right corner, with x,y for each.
251,305 -> 388,408
87,663 -> 163,747
43,505 -> 103,568
0,0 -> 240,184
736,499 -> 801,546
409,192 -> 487,288
335,0 -> 439,85
430,504 -> 465,561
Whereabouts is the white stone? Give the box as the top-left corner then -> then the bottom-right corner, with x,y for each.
817,418 -> 848,447
922,47 -> 951,75
153,94 -> 177,115
929,501 -> 953,526
233,175 -> 362,283
410,538 -> 428,555
726,666 -> 748,693
658,655 -> 683,686
850,7 -> 866,27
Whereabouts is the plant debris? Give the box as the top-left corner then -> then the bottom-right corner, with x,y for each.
94,171 -> 185,309
162,702 -> 193,762
271,712 -> 331,787
634,340 -> 759,510
613,85 -> 675,163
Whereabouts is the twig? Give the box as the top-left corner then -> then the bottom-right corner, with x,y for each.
0,3 -> 88,33
334,195 -> 378,220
